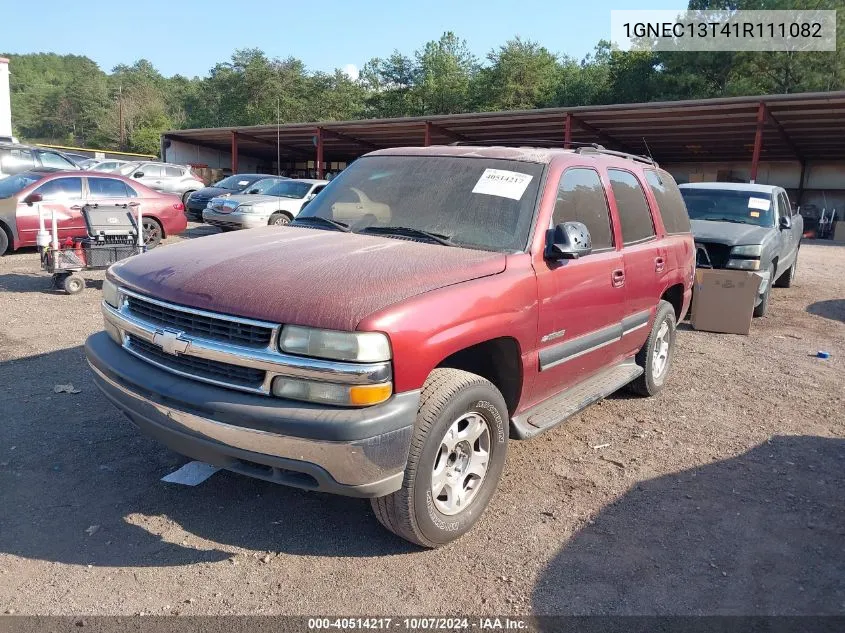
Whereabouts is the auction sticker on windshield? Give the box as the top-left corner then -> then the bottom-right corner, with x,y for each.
472,168 -> 533,200
748,197 -> 771,211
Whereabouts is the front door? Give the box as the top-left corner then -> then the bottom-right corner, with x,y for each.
532,167 -> 627,406
17,176 -> 85,246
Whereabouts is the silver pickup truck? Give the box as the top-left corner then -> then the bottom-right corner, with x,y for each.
679,182 -> 803,317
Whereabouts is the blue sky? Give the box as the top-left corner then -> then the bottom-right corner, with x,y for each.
4,0 -> 687,78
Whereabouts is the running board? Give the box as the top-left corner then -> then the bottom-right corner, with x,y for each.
511,360 -> 643,439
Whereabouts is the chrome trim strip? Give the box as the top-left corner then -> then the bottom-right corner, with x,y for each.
89,362 -> 410,487
103,301 -> 392,394
622,321 -> 649,336
541,335 -> 622,371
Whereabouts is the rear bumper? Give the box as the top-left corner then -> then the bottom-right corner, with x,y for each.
85,332 -> 419,497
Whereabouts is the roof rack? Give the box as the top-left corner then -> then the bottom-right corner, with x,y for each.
574,146 -> 657,166
447,139 -> 598,148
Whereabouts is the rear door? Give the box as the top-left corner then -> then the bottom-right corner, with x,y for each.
606,168 -> 662,353
533,167 -> 627,401
162,165 -> 185,194
16,176 -> 85,245
134,164 -> 165,191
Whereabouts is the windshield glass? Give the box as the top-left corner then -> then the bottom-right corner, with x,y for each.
214,175 -> 260,190
297,155 -> 544,252
680,188 -> 775,227
0,172 -> 41,199
117,162 -> 140,175
266,181 -> 312,199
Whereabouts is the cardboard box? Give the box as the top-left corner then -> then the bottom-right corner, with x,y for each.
691,269 -> 763,335
833,221 -> 845,243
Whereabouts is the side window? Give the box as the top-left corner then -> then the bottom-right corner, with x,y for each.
34,177 -> 83,200
552,168 -> 614,251
140,164 -> 163,178
608,169 -> 656,244
164,166 -> 182,178
644,169 -> 691,234
312,185 -> 326,196
780,192 -> 794,218
88,177 -> 132,198
38,151 -> 76,169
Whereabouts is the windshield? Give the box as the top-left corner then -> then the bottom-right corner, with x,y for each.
680,188 -> 775,227
266,181 -> 312,199
297,155 -> 544,252
0,172 -> 41,199
214,174 -> 261,190
117,162 -> 140,175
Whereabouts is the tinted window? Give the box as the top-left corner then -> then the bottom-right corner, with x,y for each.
88,177 -> 132,198
312,185 -> 326,195
608,169 -> 655,244
553,168 -> 613,250
34,177 -> 83,200
165,166 -> 183,178
644,169 -> 690,235
38,151 -> 76,169
140,164 -> 163,178
0,172 -> 41,199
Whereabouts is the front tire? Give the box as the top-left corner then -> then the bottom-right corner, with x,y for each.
371,368 -> 509,548
0,228 -> 8,255
775,249 -> 798,288
629,300 -> 677,397
753,263 -> 775,317
269,212 -> 292,226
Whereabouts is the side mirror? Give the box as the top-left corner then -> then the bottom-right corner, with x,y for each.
545,221 -> 592,260
23,192 -> 43,206
133,171 -> 144,178
779,215 -> 792,230
248,188 -> 260,194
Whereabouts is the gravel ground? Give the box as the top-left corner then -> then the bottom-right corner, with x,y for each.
0,225 -> 843,616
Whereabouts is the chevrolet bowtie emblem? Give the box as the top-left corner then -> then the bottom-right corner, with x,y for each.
152,330 -> 190,356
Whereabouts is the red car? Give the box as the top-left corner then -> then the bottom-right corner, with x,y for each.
86,145 -> 694,547
0,168 -> 188,254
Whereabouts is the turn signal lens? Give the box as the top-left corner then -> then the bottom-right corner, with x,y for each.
349,383 -> 393,406
272,377 -> 392,407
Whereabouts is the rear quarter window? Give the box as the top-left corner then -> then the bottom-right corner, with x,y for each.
644,169 -> 691,235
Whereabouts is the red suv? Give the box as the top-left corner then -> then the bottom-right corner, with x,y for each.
0,169 -> 188,254
85,145 -> 694,547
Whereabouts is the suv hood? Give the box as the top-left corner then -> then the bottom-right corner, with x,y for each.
691,219 -> 773,246
109,227 -> 507,331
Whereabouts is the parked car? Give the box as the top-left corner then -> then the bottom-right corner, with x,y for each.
85,145 -> 694,547
61,152 -> 94,167
185,174 -> 288,221
203,179 -> 328,229
0,169 -> 188,253
0,141 -> 79,177
679,182 -> 802,317
84,159 -> 130,172
118,161 -> 205,205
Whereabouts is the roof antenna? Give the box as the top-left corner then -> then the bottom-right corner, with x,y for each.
642,137 -> 655,164
276,97 -> 281,176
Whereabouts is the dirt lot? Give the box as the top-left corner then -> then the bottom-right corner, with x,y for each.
0,225 -> 843,616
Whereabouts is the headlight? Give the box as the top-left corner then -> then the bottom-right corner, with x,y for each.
235,204 -> 255,214
103,278 -> 120,307
726,258 -> 761,271
271,377 -> 392,407
279,325 -> 391,362
730,244 -> 763,257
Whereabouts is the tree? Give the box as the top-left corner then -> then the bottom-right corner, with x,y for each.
476,38 -> 560,110
413,32 -> 477,115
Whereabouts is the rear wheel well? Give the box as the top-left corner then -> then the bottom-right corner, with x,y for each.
145,216 -> 165,238
436,337 -> 522,416
661,283 -> 684,321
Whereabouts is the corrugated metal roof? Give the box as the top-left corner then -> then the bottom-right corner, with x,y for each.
163,91 -> 845,164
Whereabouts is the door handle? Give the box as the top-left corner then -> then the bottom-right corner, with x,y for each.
612,269 -> 625,288
128,201 -> 140,207
655,256 -> 666,273
70,205 -> 82,210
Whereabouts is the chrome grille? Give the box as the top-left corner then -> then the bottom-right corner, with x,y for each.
125,295 -> 273,348
128,336 -> 266,388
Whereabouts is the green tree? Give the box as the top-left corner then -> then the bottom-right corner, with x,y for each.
413,32 -> 477,115
476,38 -> 560,110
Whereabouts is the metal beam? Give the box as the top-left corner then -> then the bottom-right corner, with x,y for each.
564,113 -> 572,149
424,121 -> 432,147
426,122 -> 470,142
750,102 -> 765,183
235,131 -> 312,157
316,127 -> 324,179
797,161 -> 808,207
766,109 -> 804,162
570,116 -> 634,153
231,131 -> 238,173
321,128 -> 378,150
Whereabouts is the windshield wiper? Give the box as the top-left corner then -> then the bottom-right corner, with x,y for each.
358,225 -> 455,246
700,217 -> 749,224
291,215 -> 350,232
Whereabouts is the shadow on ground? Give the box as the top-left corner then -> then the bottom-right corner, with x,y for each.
532,435 -> 845,615
807,299 -> 845,324
0,347 -> 415,569
0,272 -> 103,294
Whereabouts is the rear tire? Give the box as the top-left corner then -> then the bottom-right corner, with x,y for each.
269,212 -> 292,226
370,368 -> 509,548
182,190 -> 196,205
629,300 -> 676,397
142,218 -> 163,249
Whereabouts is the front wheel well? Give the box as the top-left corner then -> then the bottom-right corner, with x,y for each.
435,337 -> 522,416
661,283 -> 685,321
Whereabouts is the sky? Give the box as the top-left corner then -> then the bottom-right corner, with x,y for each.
3,0 -> 688,79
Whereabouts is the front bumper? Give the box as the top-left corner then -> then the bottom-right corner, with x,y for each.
85,331 -> 419,497
202,208 -> 267,230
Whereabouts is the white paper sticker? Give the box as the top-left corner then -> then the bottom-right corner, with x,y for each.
748,197 -> 771,211
161,461 -> 220,486
237,180 -> 250,186
472,169 -> 533,201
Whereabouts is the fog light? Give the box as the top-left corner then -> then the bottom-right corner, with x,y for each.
272,377 -> 392,406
